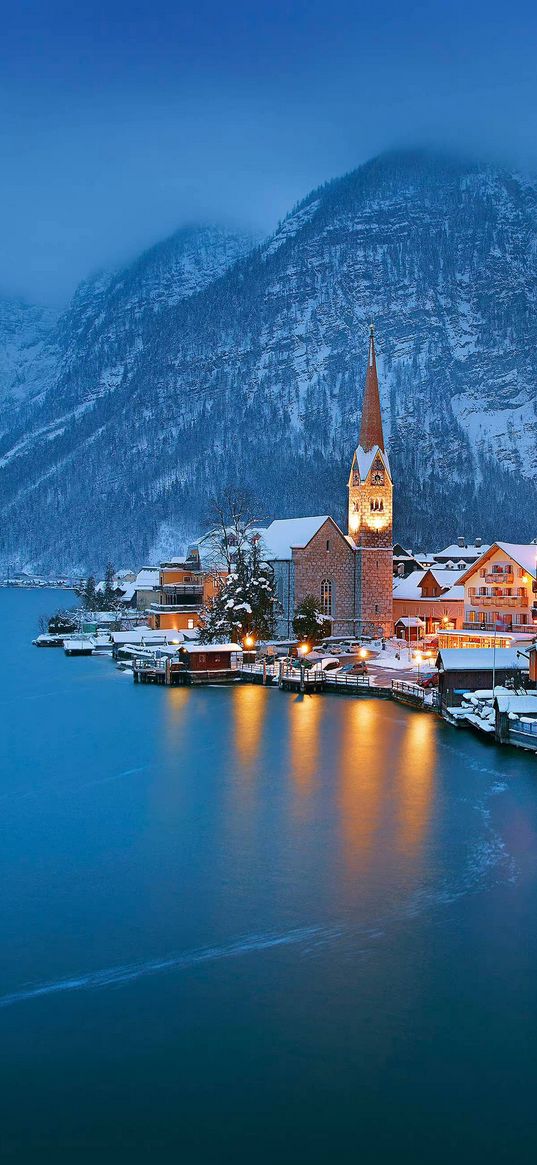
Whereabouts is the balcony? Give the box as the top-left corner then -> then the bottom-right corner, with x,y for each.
161,584 -> 203,596
470,594 -> 527,608
152,584 -> 204,610
484,571 -> 513,583
463,621 -> 513,632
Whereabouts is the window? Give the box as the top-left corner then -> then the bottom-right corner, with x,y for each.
369,498 -> 384,512
320,579 -> 333,616
187,618 -> 194,629
326,539 -> 330,551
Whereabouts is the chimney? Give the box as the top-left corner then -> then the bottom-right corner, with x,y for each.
475,537 -> 482,548
457,536 -> 465,548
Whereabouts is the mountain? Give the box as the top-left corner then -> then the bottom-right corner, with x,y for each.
1,150 -> 537,573
0,297 -> 58,414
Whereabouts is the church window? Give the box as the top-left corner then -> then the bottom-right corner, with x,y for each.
320,579 -> 333,616
326,539 -> 330,551
369,498 -> 384,512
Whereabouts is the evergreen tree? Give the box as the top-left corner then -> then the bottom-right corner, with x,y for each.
292,595 -> 331,645
199,536 -> 279,644
102,562 -> 116,609
82,575 -> 97,610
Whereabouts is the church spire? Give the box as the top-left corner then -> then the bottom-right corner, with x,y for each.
358,323 -> 385,453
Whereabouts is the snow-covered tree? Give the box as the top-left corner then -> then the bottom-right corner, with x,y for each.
292,595 -> 332,644
199,533 -> 279,644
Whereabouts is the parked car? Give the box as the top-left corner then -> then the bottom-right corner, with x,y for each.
420,671 -> 438,688
311,656 -> 341,673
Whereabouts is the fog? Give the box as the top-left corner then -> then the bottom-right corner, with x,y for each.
1,0 -> 536,305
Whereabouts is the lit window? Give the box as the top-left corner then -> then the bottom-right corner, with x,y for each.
320,579 -> 333,616
187,618 -> 194,629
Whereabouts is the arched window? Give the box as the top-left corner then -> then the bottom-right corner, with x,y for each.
369,498 -> 384,512
320,579 -> 333,617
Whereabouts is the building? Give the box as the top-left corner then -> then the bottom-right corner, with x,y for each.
177,642 -> 243,682
132,567 -> 160,610
147,548 -> 223,632
392,567 -> 464,633
260,516 -> 329,638
259,326 -> 393,638
393,543 -> 424,578
394,616 -> 425,642
435,646 -> 528,710
458,542 -> 537,633
291,325 -> 393,636
431,538 -> 489,568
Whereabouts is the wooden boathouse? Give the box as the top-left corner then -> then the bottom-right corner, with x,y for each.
134,643 -> 243,686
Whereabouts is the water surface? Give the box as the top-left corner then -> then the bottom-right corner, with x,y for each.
1,589 -> 536,1162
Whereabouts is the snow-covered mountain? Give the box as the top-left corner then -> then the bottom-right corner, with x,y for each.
1,151 -> 537,573
0,297 -> 58,414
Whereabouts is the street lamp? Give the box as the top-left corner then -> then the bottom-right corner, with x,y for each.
415,650 -> 423,682
243,634 -> 255,650
298,642 -> 310,656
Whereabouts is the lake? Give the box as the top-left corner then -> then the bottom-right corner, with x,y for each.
1,588 -> 537,1162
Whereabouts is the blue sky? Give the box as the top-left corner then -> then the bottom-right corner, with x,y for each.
2,0 -> 537,302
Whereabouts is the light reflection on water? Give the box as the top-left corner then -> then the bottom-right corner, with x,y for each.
3,591 -> 537,1163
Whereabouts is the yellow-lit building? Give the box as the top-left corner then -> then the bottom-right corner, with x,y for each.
147,549 -> 225,632
458,542 -> 537,636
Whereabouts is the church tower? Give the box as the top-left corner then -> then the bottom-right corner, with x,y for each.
348,325 -> 393,635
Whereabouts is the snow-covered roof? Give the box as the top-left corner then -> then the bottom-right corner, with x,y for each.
442,584 -> 464,600
353,444 -> 391,481
433,542 -> 490,559
393,571 -> 425,599
495,543 -> 537,577
436,647 -> 528,671
395,616 -> 425,627
134,568 -> 159,589
119,582 -> 136,602
183,642 -> 242,653
457,542 -> 537,585
260,516 -> 329,560
393,568 -> 465,601
495,692 -> 537,714
111,628 -> 182,644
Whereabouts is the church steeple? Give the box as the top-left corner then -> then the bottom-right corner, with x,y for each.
346,322 -> 393,636
358,323 -> 384,453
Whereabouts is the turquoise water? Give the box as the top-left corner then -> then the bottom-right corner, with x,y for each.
1,589 -> 537,1162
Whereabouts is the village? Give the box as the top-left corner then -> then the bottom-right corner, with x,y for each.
32,326 -> 537,755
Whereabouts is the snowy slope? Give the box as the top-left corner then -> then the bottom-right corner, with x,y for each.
1,151 -> 537,572
0,297 -> 58,415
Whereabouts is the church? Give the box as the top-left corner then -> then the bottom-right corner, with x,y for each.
262,326 -> 394,637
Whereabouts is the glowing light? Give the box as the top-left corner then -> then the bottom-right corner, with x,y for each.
349,515 -> 360,534
243,634 -> 255,649
359,647 -> 367,659
298,643 -> 310,656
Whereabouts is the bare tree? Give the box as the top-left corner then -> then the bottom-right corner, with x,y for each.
201,487 -> 266,571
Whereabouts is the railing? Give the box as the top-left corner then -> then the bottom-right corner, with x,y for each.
470,594 -> 527,606
161,585 -> 204,596
392,679 -> 439,708
324,672 -> 371,689
241,662 -> 278,677
484,571 -> 514,583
